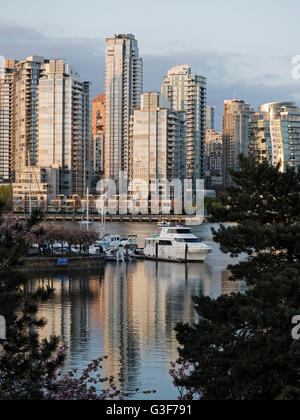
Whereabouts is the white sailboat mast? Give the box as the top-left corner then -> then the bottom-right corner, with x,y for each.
87,187 -> 89,231
28,151 -> 32,217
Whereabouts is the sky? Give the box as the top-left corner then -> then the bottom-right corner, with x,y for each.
1,0 -> 300,129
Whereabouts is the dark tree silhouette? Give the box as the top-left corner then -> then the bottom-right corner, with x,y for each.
175,156 -> 300,400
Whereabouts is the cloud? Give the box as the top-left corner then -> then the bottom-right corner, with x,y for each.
0,24 -> 45,42
207,82 -> 299,131
143,51 -> 300,129
0,23 -> 106,92
0,22 -> 299,131
264,73 -> 279,80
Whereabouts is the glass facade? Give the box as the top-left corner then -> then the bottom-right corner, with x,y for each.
206,106 -> 215,130
161,65 -> 206,182
105,34 -> 143,182
5,56 -> 91,200
129,92 -> 186,196
0,64 -> 14,183
222,99 -> 253,186
249,102 -> 300,172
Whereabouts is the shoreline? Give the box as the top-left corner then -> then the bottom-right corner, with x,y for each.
4,212 -> 208,224
15,255 -> 105,273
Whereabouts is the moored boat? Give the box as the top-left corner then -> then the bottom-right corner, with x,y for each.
142,225 -> 211,262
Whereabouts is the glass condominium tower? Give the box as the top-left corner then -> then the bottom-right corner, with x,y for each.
129,92 -> 186,195
206,106 -> 215,130
104,34 -> 143,182
38,59 -> 92,196
0,60 -> 15,183
161,65 -> 206,183
249,102 -> 300,172
6,56 -> 92,197
222,99 -> 253,187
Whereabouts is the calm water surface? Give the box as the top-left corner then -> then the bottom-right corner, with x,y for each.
32,223 -> 244,400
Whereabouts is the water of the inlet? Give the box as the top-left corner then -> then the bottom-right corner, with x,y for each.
31,222 -> 245,400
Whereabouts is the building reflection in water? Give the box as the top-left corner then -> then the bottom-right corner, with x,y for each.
32,258 -> 243,399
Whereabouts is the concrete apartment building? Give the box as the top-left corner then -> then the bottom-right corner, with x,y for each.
0,60 -> 15,184
205,129 -> 223,190
38,59 -> 92,197
91,94 -> 105,185
249,102 -> 300,172
0,56 -> 92,211
205,129 -> 223,175
206,106 -> 215,130
161,65 -> 206,183
13,167 -> 59,212
222,99 -> 253,187
104,34 -> 143,182
129,92 -> 186,196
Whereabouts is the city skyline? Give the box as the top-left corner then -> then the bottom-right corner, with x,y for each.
1,0 -> 300,130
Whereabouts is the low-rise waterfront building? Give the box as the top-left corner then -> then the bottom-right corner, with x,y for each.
12,167 -> 59,212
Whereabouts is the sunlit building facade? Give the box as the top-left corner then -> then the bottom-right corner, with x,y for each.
13,56 -> 44,181
92,94 -> 105,184
161,65 -> 206,182
105,34 -> 143,182
3,56 -> 92,209
38,59 -> 92,197
249,102 -> 300,172
129,92 -> 186,195
0,60 -> 15,183
12,167 -> 59,212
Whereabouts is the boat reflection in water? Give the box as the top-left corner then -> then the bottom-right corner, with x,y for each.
31,223 -> 245,400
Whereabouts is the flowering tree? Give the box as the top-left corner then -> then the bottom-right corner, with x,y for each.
0,216 -> 101,257
53,225 -> 68,254
77,230 -> 99,254
169,362 -> 203,400
62,228 -> 78,254
44,352 -> 156,400
42,223 -> 61,254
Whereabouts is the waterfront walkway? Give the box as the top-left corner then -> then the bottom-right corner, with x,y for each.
9,213 -> 201,224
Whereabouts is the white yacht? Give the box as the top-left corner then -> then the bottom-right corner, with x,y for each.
143,226 -> 212,262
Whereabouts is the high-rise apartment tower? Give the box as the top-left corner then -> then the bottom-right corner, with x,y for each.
249,102 -> 300,172
129,92 -> 186,195
161,65 -> 206,182
222,99 -> 253,186
105,34 -> 143,182
0,60 -> 15,183
206,106 -> 215,130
